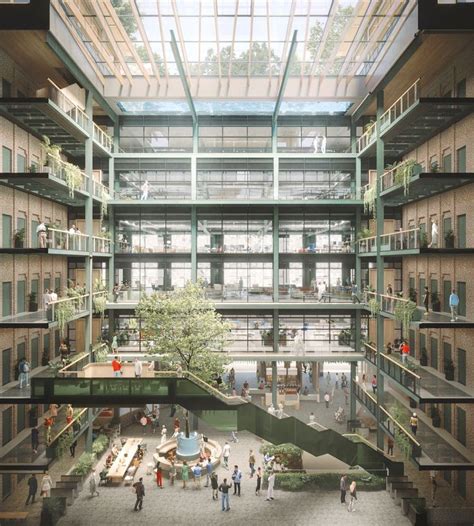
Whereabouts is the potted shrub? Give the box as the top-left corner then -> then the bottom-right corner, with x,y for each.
444,358 -> 455,381
444,229 -> 455,249
419,230 -> 428,248
28,292 -> 38,312
13,228 -> 25,248
430,161 -> 439,173
420,348 -> 428,366
431,291 -> 441,312
409,287 -> 417,304
430,406 -> 441,427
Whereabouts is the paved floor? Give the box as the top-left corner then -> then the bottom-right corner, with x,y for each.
59,416 -> 410,526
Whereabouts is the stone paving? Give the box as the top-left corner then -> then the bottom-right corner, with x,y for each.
58,413 -> 411,526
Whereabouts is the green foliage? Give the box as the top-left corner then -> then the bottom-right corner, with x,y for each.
55,300 -> 76,336
394,300 -> 417,338
357,227 -> 372,240
93,343 -> 109,363
93,294 -> 107,316
92,434 -> 109,456
394,430 -> 412,459
363,184 -> 376,218
260,443 -> 303,470
111,0 -> 137,36
42,496 -> 66,520
72,452 -> 95,475
56,431 -> 74,458
269,472 -> 385,492
368,297 -> 380,318
136,281 -> 231,383
64,161 -> 83,197
393,159 -> 418,195
41,136 -> 61,168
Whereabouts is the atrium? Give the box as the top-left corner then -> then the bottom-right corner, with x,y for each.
0,1 -> 473,524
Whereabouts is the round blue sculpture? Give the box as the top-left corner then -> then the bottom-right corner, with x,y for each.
176,431 -> 200,461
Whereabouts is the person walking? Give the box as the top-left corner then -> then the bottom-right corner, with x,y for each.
111,356 -> 122,377
410,412 -> 418,436
211,472 -> 219,500
340,474 -> 348,504
31,426 -> 39,454
89,469 -> 100,497
160,424 -> 168,444
232,465 -> 242,496
423,286 -> 430,315
255,467 -> 262,496
40,471 -> 53,498
387,436 -> 394,456
266,471 -> 276,501
205,458 -> 213,487
133,477 -> 145,511
140,413 -> 148,434
219,478 -> 231,511
169,459 -> 177,486
348,480 -> 357,512
324,391 -> 330,408
70,439 -> 77,457
222,441 -> 230,469
65,404 -> 73,424
181,460 -> 189,489
134,358 -> 143,378
371,374 -> 377,394
155,462 -> 163,489
430,470 -> 438,507
449,289 -> 459,321
248,449 -> 256,478
25,474 -> 38,505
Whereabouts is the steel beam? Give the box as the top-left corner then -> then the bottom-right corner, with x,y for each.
272,30 -> 298,124
170,30 -> 197,123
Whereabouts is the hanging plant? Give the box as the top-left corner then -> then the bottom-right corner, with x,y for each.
100,187 -> 110,220
55,300 -> 76,336
368,297 -> 380,318
64,162 -> 83,197
56,430 -> 75,458
394,299 -> 417,338
41,136 -> 62,171
394,159 -> 418,195
93,294 -> 107,316
93,343 -> 109,362
363,184 -> 376,218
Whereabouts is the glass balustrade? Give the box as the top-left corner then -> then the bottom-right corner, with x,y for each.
48,79 -> 90,132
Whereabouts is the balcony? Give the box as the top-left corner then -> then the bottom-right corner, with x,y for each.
357,79 -> 474,158
0,80 -> 112,157
364,343 -> 474,403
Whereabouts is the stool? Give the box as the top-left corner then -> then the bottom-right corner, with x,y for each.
147,462 -> 154,475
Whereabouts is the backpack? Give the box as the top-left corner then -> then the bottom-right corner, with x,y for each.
23,362 -> 30,373
19,361 -> 26,373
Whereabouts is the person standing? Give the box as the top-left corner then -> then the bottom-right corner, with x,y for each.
69,438 -> 77,457
423,286 -> 430,315
155,462 -> 163,489
410,412 -> 418,436
111,356 -> 122,377
181,460 -> 189,489
140,180 -> 149,200
387,436 -> 394,456
111,334 -> 118,353
160,424 -> 167,444
222,441 -> 230,469
430,470 -> 438,506
89,469 -> 99,497
255,467 -> 262,496
134,358 -> 143,378
401,340 -> 410,364
112,283 -> 121,303
31,426 -> 39,453
324,391 -> 330,408
192,464 -> 202,488
133,477 -> 145,511
25,474 -> 38,505
65,404 -> 73,424
36,220 -> 47,248
348,480 -> 357,512
351,282 -> 360,303
232,465 -> 242,496
340,474 -> 348,504
40,471 -> 53,498
248,449 -> 256,478
211,472 -> 219,500
371,374 -> 377,394
49,404 -> 58,422
140,414 -> 148,434
449,289 -> 459,321
266,471 -> 276,501
18,358 -> 28,389
205,458 -> 213,487
169,459 -> 177,486
219,478 -> 231,511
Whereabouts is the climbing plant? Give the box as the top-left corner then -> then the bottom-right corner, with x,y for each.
41,136 -> 61,170
368,297 -> 381,318
393,159 -> 418,196
100,187 -> 110,220
93,342 -> 109,362
394,299 -> 417,338
55,300 -> 76,336
363,184 -> 376,218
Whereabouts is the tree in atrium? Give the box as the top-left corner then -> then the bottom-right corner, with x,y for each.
136,281 -> 231,384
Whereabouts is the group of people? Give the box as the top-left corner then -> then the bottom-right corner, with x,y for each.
339,475 -> 358,512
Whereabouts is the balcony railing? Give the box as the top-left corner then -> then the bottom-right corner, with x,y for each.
380,79 -> 420,133
91,179 -> 110,201
93,122 -> 113,153
365,290 -> 411,316
48,227 -> 89,252
357,121 -> 377,153
92,235 -> 112,253
358,227 -> 420,254
47,79 -> 90,132
45,153 -> 88,193
49,293 -> 89,323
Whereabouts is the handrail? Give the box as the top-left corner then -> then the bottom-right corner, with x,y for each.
91,179 -> 110,201
47,227 -> 89,252
343,433 -> 385,454
49,407 -> 87,444
45,153 -> 88,192
380,352 -> 421,380
92,235 -> 112,253
48,78 -> 90,131
380,79 -> 420,132
93,122 -> 113,152
379,405 -> 421,447
365,290 -> 410,303
58,343 -> 108,376
359,227 -> 420,253
357,121 -> 377,153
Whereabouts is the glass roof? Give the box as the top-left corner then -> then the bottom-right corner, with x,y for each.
55,0 -> 417,104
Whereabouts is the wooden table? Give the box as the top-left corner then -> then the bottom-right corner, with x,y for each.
108,438 -> 142,483
0,512 -> 29,524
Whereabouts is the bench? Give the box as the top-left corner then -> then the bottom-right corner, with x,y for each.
0,512 -> 29,525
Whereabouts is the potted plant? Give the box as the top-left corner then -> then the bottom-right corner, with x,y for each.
13,228 -> 25,248
430,161 -> 439,173
409,287 -> 417,304
444,229 -> 455,249
431,291 -> 441,312
444,358 -> 455,381
420,347 -> 428,366
28,292 -> 38,312
29,163 -> 37,173
419,230 -> 428,248
430,406 -> 441,427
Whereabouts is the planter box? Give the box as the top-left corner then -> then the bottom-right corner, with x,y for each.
389,481 -> 413,497
60,475 -> 83,491
394,487 -> 418,505
50,487 -> 75,506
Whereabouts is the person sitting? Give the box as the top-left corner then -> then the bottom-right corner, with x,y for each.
105,454 -> 113,468
136,444 -> 144,461
99,468 -> 110,486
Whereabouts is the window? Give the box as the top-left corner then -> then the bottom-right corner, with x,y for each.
2,146 -> 12,172
457,348 -> 466,385
2,214 -> 12,248
456,281 -> 466,316
457,471 -> 466,500
456,146 -> 466,172
456,215 -> 466,248
2,348 -> 11,385
456,79 -> 466,97
31,336 -> 39,369
430,337 -> 438,369
442,341 -> 451,372
443,403 -> 451,433
17,404 -> 26,433
31,219 -> 39,248
2,474 -> 12,500
418,332 -> 426,358
443,217 -> 452,248
442,151 -> 452,172
443,280 -> 452,312
456,407 -> 466,446
418,277 -> 426,306
17,279 -> 26,313
1,79 -> 11,97
2,281 -> 12,317
16,149 -> 26,172
2,407 -> 12,446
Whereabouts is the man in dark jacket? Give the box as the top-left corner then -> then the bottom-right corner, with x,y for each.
340,474 -> 348,503
25,474 -> 38,504
31,426 -> 39,453
133,477 -> 145,511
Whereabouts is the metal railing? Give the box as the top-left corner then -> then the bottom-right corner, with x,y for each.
49,293 -> 89,323
49,407 -> 88,444
59,343 -> 108,376
357,121 -> 377,153
48,227 -> 89,252
358,227 -> 420,253
91,178 -> 110,201
45,153 -> 88,193
48,79 -> 89,132
365,290 -> 410,316
92,235 -> 112,253
93,122 -> 113,152
380,79 -> 420,132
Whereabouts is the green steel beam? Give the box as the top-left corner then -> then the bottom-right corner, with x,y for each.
191,206 -> 197,282
46,33 -> 117,124
273,206 -> 280,302
273,30 -> 298,124
170,30 -> 197,123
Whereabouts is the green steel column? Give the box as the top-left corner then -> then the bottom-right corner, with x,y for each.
108,126 -> 116,294
191,206 -> 197,282
273,206 -> 279,302
193,121 -> 198,154
272,119 -> 277,154
375,90 -> 385,450
273,155 -> 279,200
84,91 -> 94,356
350,362 -> 357,420
272,309 -> 279,407
191,155 -> 197,201
85,408 -> 94,452
355,156 -> 362,200
352,196 -> 362,422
